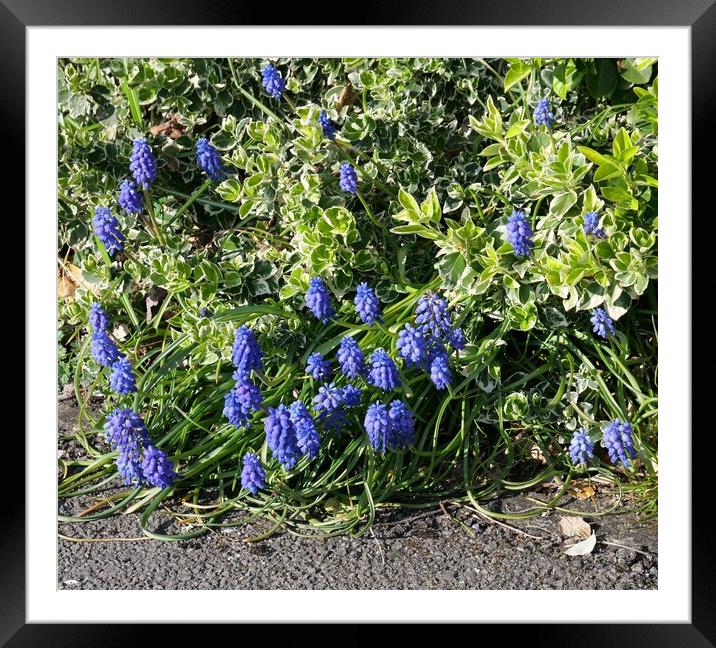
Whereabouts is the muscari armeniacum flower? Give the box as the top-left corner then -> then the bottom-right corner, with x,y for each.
339,163 -> 358,194
337,335 -> 365,379
231,325 -> 263,378
289,401 -> 320,460
364,402 -> 397,454
306,352 -> 331,382
305,277 -> 334,324
312,382 -> 348,433
429,350 -> 452,390
92,206 -> 125,257
319,110 -> 337,140
264,404 -> 301,470
261,63 -> 285,99
91,329 -> 121,367
241,452 -> 266,494
591,308 -> 616,339
141,444 -> 176,489
109,357 -> 137,395
103,408 -> 148,486
415,293 -> 452,339
583,211 -> 607,239
506,209 -> 534,258
223,378 -> 263,428
569,428 -> 595,467
89,302 -> 109,332
367,348 -> 400,392
129,138 -> 157,190
196,137 -> 227,181
389,399 -> 415,449
601,419 -> 636,467
341,385 -> 362,409
118,179 -> 144,215
396,323 -> 428,368
446,326 -> 466,351
533,98 -> 555,128
354,282 -> 381,326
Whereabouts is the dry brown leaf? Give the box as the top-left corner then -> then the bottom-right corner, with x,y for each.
558,516 -> 592,539
149,115 -> 186,139
337,83 -> 355,111
529,443 -> 547,464
57,273 -> 76,299
569,483 -> 597,500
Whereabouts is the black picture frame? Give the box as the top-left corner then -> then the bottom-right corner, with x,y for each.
9,0 -> 708,643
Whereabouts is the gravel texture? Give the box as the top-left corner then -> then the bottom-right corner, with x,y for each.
58,396 -> 657,590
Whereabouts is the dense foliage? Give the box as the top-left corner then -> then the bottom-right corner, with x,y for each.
58,58 -> 658,539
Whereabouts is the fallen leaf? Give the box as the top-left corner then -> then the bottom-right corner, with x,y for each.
558,516 -> 592,539
570,484 -> 597,500
529,443 -> 547,464
149,114 -> 186,139
564,531 -> 597,556
337,83 -> 355,111
57,272 -> 76,299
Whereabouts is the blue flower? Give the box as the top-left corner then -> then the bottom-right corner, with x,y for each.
305,277 -> 334,323
306,352 -> 331,382
337,335 -> 365,379
341,384 -> 362,409
89,302 -> 109,332
569,428 -> 595,466
199,307 -> 213,318
109,357 -> 137,395
415,293 -> 452,339
231,325 -> 263,378
354,282 -> 381,325
196,137 -> 227,181
396,323 -> 428,368
141,444 -> 176,489
241,452 -> 266,494
223,378 -> 263,428
91,329 -> 121,367
92,206 -> 125,257
446,327 -> 466,351
264,404 -> 300,470
533,98 -> 555,128
312,382 -> 348,433
364,403 -> 396,454
389,399 -> 415,449
129,138 -> 157,190
289,401 -> 320,459
118,179 -> 144,215
506,209 -> 534,258
261,63 -> 285,99
104,408 -> 150,486
319,110 -> 337,140
602,419 -> 636,467
367,348 -> 400,392
429,350 -> 452,390
339,163 -> 358,194
590,308 -> 615,339
583,211 -> 606,238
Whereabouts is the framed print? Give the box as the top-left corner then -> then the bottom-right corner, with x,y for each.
8,0 -> 709,643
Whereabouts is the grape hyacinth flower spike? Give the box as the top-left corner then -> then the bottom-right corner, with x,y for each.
306,352 -> 331,382
129,138 -> 157,190
591,308 -> 615,339
569,428 -> 595,467
305,277 -> 334,323
109,357 -> 137,395
141,444 -> 176,489
92,206 -> 125,257
91,329 -> 121,367
261,63 -> 285,99
264,404 -> 301,470
354,282 -> 381,326
241,452 -> 266,494
601,419 -> 637,467
319,110 -> 337,140
196,137 -> 227,181
337,335 -> 365,379
289,401 -> 320,459
231,325 -> 263,378
506,209 -> 534,258
223,378 -> 263,429
396,323 -> 428,368
533,98 -> 555,128
364,402 -> 395,454
88,302 -> 109,332
118,179 -> 144,215
583,211 -> 607,238
367,348 -> 400,392
339,163 -> 358,194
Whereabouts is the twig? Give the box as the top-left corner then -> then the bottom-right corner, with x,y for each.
602,540 -> 652,557
460,503 -> 548,541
